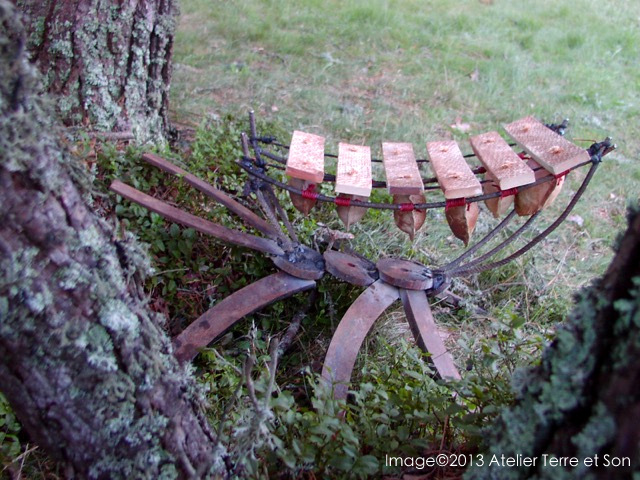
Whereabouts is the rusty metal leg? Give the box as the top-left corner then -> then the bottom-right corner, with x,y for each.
110,180 -> 284,256
173,272 -> 316,363
399,289 -> 461,381
322,280 -> 400,400
141,152 -> 281,239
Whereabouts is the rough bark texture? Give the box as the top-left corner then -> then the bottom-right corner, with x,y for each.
0,3 -> 225,478
13,0 -> 176,143
468,205 -> 640,480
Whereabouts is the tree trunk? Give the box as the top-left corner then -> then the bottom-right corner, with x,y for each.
13,0 -> 177,143
0,2 -> 224,478
468,206 -> 640,479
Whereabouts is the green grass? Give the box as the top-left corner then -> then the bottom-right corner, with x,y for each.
174,0 -> 639,150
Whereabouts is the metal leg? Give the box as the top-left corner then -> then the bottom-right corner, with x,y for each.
321,280 -> 399,400
173,272 -> 316,363
141,153 -> 280,239
399,289 -> 461,381
110,180 -> 284,256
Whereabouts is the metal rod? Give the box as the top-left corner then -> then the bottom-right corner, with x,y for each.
255,187 -> 293,250
451,160 -> 600,277
141,153 -> 279,239
110,180 -> 284,256
238,158 -> 582,211
264,185 -> 300,244
248,110 -> 265,167
444,212 -> 540,275
243,131 -> 294,246
254,147 -> 488,188
243,133 -> 300,244
440,209 -> 518,271
252,137 -> 513,163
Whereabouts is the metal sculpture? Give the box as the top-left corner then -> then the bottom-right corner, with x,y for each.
110,112 -> 614,400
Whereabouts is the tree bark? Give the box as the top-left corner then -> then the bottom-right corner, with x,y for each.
13,0 -> 177,143
0,2 -> 224,478
468,206 -> 640,479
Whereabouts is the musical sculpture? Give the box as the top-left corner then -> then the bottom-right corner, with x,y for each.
110,112 -> 614,399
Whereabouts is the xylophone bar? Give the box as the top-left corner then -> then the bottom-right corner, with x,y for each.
469,131 -> 536,218
285,130 -> 325,183
426,140 -> 482,199
504,116 -> 590,175
382,142 -> 424,195
469,131 -> 535,190
335,143 -> 372,197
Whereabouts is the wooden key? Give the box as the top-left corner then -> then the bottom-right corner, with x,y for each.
285,130 -> 325,183
426,140 -> 482,199
334,143 -> 372,229
382,142 -> 424,195
335,143 -> 372,197
504,116 -> 589,175
469,131 -> 535,190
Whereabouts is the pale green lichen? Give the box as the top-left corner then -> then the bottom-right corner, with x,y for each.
99,299 -> 140,335
16,0 -> 175,142
1,2 -> 227,477
56,263 -> 90,290
24,290 -> 53,316
572,402 -> 616,457
80,325 -> 118,373
49,38 -> 73,59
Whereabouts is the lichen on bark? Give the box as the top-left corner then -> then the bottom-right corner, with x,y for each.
14,0 -> 178,143
0,2 -> 225,477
